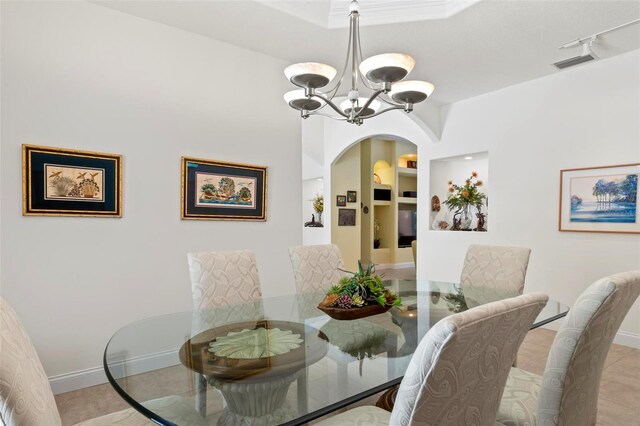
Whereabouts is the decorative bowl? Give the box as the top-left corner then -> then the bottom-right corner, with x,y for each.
317,303 -> 393,320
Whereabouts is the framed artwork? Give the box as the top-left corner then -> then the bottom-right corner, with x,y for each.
22,144 -> 122,217
338,208 -> 356,226
559,163 -> 639,234
181,156 -> 267,221
347,190 -> 357,203
336,195 -> 347,207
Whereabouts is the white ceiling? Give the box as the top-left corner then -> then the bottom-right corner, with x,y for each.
93,0 -> 640,104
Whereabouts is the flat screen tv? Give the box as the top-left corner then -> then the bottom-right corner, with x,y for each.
398,205 -> 417,247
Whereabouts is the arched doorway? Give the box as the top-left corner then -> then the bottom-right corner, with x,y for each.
330,135 -> 418,274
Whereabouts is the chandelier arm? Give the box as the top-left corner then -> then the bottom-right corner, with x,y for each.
352,89 -> 385,119
351,11 -> 359,92
378,94 -> 406,108
320,12 -> 355,99
359,105 -> 406,119
308,110 -> 349,121
355,16 -> 377,91
310,93 -> 350,118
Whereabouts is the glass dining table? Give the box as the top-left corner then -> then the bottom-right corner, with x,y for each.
103,280 -> 569,426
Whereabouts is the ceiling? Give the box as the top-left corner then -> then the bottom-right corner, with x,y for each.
93,0 -> 640,105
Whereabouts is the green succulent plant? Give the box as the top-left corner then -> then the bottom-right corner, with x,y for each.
320,261 -> 401,308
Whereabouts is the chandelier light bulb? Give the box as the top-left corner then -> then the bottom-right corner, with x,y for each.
359,53 -> 415,84
339,98 -> 381,116
283,90 -> 324,111
389,80 -> 435,104
284,62 -> 337,89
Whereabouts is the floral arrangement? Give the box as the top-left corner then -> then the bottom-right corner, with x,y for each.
320,261 -> 401,309
312,194 -> 324,214
443,171 -> 486,211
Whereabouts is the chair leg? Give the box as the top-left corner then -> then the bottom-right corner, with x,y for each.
195,373 -> 207,416
297,370 -> 308,415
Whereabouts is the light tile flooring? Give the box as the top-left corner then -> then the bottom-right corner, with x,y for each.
56,267 -> 640,425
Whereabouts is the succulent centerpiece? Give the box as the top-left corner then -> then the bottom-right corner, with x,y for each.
318,261 -> 401,320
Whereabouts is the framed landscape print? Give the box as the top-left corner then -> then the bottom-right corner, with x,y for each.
336,195 -> 346,207
181,156 -> 267,221
559,163 -> 639,234
22,144 -> 122,217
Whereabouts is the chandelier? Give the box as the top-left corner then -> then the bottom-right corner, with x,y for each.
283,0 -> 435,125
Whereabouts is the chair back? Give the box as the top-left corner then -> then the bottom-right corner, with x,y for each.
0,298 -> 62,426
187,250 -> 262,310
389,293 -> 548,426
289,244 -> 344,293
537,270 -> 640,426
460,244 -> 531,308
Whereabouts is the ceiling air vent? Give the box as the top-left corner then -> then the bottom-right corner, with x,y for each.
553,40 -> 597,70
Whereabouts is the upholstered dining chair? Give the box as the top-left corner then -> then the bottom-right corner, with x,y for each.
496,270 -> 640,426
289,244 -> 344,293
0,298 -> 205,426
187,250 -> 262,310
314,293 -> 549,426
460,244 -> 532,308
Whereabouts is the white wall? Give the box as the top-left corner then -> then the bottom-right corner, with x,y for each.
1,1 -> 301,388
425,49 -> 640,343
307,49 -> 640,346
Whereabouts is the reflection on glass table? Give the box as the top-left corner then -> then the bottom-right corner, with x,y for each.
103,280 -> 569,426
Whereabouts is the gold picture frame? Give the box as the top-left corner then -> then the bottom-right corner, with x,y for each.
22,144 -> 123,217
181,156 -> 267,221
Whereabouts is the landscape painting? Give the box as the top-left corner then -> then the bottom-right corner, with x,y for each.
195,172 -> 256,209
181,157 -> 267,221
560,163 -> 640,234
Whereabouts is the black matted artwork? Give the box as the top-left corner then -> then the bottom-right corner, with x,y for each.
22,144 -> 122,217
181,156 -> 267,221
347,190 -> 357,203
338,208 -> 356,226
336,195 -> 347,207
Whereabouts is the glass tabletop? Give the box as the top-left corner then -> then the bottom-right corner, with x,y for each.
103,280 -> 569,426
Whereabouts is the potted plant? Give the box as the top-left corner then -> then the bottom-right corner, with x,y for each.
318,261 -> 401,320
443,172 -> 486,231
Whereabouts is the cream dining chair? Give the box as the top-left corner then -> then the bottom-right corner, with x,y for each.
496,270 -> 640,426
314,293 -> 549,426
0,298 -> 205,426
460,244 -> 532,308
288,244 -> 344,293
187,250 -> 262,310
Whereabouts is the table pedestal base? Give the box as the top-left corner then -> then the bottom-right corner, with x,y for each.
209,373 -> 298,425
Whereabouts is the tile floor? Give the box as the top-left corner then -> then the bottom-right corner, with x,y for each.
55,268 -> 640,425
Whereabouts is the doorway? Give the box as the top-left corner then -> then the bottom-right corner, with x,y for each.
330,136 -> 418,274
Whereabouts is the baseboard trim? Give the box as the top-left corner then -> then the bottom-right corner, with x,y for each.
49,348 -> 179,395
541,321 -> 640,349
613,331 -> 640,348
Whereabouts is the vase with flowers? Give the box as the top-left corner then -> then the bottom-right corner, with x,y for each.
312,194 -> 324,224
443,172 -> 486,231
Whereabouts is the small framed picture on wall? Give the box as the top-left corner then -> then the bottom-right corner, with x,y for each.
338,208 -> 356,226
347,191 -> 357,203
336,195 -> 347,207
